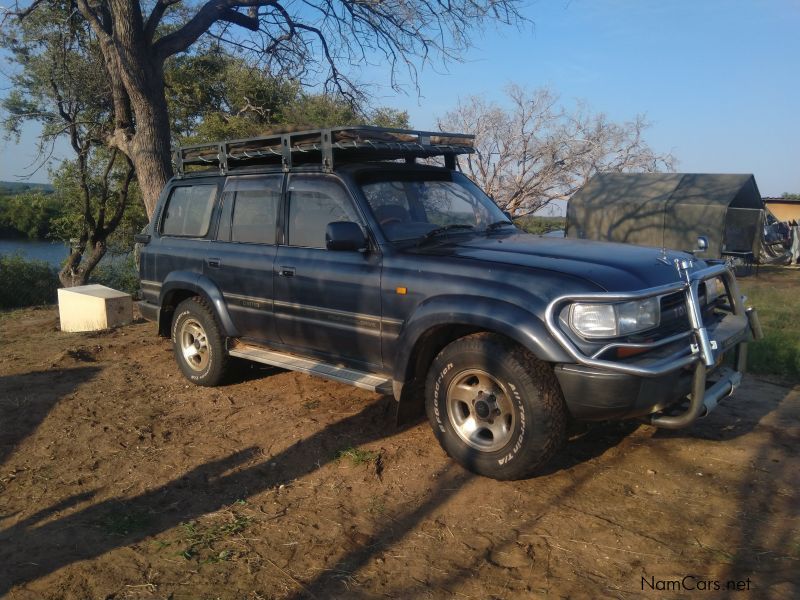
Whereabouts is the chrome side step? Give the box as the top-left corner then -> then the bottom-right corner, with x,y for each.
228,343 -> 393,394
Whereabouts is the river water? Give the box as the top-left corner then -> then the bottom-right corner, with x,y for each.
0,239 -> 132,269
0,239 -> 69,267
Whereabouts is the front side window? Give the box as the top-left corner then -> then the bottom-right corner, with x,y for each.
288,176 -> 361,248
161,184 -> 217,237
360,172 -> 508,242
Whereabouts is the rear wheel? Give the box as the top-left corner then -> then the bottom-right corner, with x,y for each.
172,297 -> 228,386
425,333 -> 566,480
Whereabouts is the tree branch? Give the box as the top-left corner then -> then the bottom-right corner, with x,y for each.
2,0 -> 45,23
105,157 -> 136,236
154,0 -> 273,60
144,0 -> 183,43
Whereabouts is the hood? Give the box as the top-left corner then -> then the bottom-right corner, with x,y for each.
412,231 -> 697,291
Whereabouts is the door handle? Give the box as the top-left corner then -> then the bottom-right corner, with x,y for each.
206,257 -> 221,268
278,266 -> 296,277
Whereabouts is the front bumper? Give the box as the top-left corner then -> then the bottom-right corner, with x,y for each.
546,262 -> 763,428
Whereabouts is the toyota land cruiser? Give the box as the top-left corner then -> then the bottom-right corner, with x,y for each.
136,126 -> 762,480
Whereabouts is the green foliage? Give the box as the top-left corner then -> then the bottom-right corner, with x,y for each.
166,48 -> 410,145
172,514 -> 252,562
0,254 -> 59,309
90,255 -> 140,295
336,446 -> 380,465
1,4 -> 109,145
781,193 -> 800,200
2,2 -> 140,286
0,193 -> 63,239
47,157 -> 146,251
167,50 -> 297,141
514,216 -> 566,235
0,181 -> 54,196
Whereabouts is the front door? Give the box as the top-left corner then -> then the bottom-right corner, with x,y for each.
205,174 -> 282,343
274,174 -> 383,370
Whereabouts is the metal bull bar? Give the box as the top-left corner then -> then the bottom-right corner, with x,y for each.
544,261 -> 764,429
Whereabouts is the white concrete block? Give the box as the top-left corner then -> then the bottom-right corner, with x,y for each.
57,284 -> 133,332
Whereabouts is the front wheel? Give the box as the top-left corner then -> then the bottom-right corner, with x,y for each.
171,297 -> 228,386
425,333 -> 566,480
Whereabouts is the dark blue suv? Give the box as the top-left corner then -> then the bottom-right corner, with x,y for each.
136,127 -> 761,480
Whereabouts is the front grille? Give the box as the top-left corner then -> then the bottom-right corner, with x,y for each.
659,283 -> 709,325
660,291 -> 685,313
660,291 -> 690,328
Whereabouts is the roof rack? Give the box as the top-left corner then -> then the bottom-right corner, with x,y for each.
174,125 -> 475,177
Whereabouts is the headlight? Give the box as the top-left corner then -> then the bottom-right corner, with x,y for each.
570,298 -> 660,338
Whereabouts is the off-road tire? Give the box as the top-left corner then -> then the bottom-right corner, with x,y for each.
171,296 -> 228,386
425,333 -> 566,480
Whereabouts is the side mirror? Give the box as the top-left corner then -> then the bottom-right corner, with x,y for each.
503,210 -> 513,222
326,221 -> 367,251
696,236 -> 709,252
134,233 -> 151,244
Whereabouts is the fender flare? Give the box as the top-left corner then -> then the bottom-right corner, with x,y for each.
159,271 -> 239,337
392,294 -> 571,385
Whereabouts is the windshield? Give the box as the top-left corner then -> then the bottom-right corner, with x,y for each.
359,171 -> 510,242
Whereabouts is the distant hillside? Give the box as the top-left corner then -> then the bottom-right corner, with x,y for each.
0,181 -> 54,196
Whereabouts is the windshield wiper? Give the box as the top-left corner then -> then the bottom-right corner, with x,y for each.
417,224 -> 475,245
485,219 -> 514,232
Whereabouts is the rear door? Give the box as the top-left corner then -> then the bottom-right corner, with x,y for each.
153,178 -> 221,285
273,173 -> 383,369
204,174 -> 283,342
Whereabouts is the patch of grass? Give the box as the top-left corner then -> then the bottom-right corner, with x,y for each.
173,513 -> 252,562
100,509 -> 151,536
738,268 -> 800,382
336,446 -> 379,465
367,495 -> 386,515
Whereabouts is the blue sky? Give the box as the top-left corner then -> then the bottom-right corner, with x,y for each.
2,0 -> 799,196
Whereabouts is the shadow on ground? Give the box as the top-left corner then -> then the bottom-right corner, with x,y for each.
0,396 -> 410,594
0,385 -> 640,595
0,367 -> 100,466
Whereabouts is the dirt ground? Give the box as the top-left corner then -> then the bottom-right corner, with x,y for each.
1,307 -> 798,600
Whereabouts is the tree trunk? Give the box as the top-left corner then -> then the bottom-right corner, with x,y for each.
82,0 -> 174,219
127,84 -> 173,218
100,53 -> 172,219
59,240 -> 108,288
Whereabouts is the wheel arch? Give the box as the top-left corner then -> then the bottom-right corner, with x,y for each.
392,296 -> 571,420
157,271 -> 239,338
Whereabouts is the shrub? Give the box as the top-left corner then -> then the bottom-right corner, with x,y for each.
89,254 -> 140,296
0,253 -> 60,309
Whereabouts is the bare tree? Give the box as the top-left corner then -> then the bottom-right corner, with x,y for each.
4,0 -> 525,218
438,85 -> 676,217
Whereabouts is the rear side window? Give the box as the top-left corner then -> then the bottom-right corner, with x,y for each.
161,184 -> 217,237
288,176 -> 360,248
224,176 -> 281,244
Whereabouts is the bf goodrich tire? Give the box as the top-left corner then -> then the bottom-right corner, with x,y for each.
171,297 -> 228,386
425,333 -> 566,480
